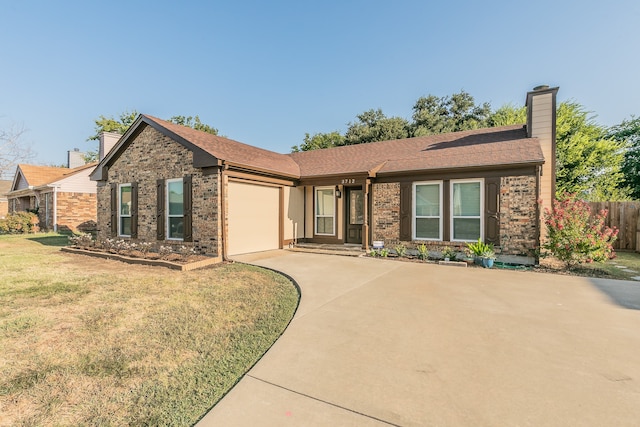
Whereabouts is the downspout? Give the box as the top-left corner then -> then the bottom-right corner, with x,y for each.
363,179 -> 370,250
221,163 -> 229,261
53,185 -> 59,232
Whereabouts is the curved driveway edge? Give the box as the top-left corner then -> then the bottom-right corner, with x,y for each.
198,251 -> 640,426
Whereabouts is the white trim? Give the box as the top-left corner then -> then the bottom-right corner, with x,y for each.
450,178 -> 484,242
314,186 -> 335,236
118,183 -> 132,237
412,181 -> 443,241
166,178 -> 184,241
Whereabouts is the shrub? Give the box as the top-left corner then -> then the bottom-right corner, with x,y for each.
68,233 -> 94,248
0,212 -> 39,234
441,246 -> 456,260
416,243 -> 429,261
543,194 -> 618,266
394,244 -> 407,257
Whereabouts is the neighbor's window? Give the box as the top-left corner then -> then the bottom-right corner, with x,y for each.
167,178 -> 184,240
451,180 -> 483,241
315,187 -> 335,235
119,184 -> 132,236
413,181 -> 442,240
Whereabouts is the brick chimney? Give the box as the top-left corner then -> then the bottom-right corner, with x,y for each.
99,131 -> 122,161
526,85 -> 559,241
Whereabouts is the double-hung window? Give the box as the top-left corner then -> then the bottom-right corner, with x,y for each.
413,181 -> 442,240
119,184 -> 132,237
315,187 -> 335,235
451,180 -> 483,241
167,178 -> 184,240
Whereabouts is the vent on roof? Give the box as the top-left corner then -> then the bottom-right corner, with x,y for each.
533,85 -> 550,91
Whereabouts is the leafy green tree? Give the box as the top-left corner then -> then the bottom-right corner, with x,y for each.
410,90 -> 491,136
291,131 -> 344,152
168,115 -> 218,135
487,104 -> 526,127
555,102 -> 628,201
88,110 -> 139,141
344,109 -> 409,145
607,116 -> 640,199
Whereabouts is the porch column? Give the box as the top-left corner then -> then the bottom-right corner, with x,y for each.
363,179 -> 370,250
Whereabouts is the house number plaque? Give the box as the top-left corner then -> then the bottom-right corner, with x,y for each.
341,178 -> 356,184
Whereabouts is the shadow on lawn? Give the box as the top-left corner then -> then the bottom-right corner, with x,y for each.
589,278 -> 640,310
27,235 -> 69,247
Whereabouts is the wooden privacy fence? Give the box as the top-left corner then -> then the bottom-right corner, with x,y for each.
588,201 -> 640,251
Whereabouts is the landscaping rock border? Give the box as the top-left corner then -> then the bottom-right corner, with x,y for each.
60,247 -> 222,271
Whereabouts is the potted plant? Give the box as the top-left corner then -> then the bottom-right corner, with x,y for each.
480,249 -> 496,268
441,246 -> 456,261
466,238 -> 493,265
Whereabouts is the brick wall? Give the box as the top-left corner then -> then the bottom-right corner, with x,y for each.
56,192 -> 97,232
0,200 -> 7,219
97,126 -> 220,255
498,176 -> 538,255
372,182 -> 400,246
371,176 -> 538,256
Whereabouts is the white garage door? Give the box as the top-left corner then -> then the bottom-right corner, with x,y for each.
228,181 -> 280,256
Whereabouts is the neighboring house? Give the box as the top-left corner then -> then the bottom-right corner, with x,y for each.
0,180 -> 11,218
90,85 -> 558,264
6,163 -> 98,232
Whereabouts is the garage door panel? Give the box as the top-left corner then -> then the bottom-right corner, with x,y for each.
228,181 -> 280,256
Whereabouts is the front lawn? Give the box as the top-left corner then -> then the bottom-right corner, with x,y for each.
0,233 -> 299,425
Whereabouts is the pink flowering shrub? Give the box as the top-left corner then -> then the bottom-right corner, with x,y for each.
543,194 -> 618,266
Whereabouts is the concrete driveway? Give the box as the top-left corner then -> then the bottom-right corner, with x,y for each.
198,251 -> 640,426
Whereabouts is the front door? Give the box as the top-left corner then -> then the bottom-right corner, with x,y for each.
345,187 -> 364,244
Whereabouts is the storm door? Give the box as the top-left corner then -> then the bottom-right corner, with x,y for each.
345,187 -> 364,244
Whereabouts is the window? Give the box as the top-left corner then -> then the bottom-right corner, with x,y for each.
119,184 -> 132,236
413,181 -> 442,240
315,187 -> 335,235
451,180 -> 483,241
167,178 -> 184,240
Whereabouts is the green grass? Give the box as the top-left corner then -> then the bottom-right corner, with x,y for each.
578,251 -> 640,280
0,233 -> 299,426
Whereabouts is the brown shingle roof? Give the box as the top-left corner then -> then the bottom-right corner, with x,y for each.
0,180 -> 11,197
288,125 -> 543,177
143,115 -> 300,178
16,164 -> 70,187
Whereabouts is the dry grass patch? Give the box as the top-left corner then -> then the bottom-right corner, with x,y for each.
0,233 -> 299,426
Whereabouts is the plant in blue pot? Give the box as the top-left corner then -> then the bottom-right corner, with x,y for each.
481,249 -> 496,268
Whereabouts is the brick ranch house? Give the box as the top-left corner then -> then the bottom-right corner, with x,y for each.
6,162 -> 97,232
90,86 -> 558,264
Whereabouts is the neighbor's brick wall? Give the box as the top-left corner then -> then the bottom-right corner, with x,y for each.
97,126 -> 220,255
371,176 -> 538,256
56,192 -> 97,232
498,176 -> 538,255
0,200 -> 7,218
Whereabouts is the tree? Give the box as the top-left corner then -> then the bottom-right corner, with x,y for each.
344,109 -> 409,145
555,102 -> 628,201
410,90 -> 491,136
88,110 -> 139,141
0,122 -> 33,180
291,131 -> 344,152
486,104 -> 526,127
86,111 -> 219,162
168,115 -> 218,135
607,116 -> 640,199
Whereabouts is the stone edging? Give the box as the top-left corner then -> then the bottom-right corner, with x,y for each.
60,247 -> 222,271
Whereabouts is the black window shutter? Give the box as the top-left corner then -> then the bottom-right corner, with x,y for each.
183,175 -> 193,242
399,182 -> 412,241
485,177 -> 500,246
131,182 -> 138,239
157,179 -> 165,240
110,183 -> 118,237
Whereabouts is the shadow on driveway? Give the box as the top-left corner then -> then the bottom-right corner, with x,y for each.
589,278 -> 640,310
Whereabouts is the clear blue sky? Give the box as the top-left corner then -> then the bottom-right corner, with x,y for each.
1,0 -> 638,169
